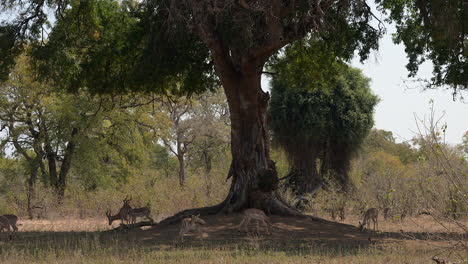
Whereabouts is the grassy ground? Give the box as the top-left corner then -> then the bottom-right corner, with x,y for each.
0,215 -> 466,264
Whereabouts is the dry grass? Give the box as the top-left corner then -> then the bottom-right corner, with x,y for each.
18,219 -> 110,232
338,214 -> 468,234
0,214 -> 466,264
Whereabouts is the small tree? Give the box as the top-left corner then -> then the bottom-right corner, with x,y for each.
158,95 -> 197,187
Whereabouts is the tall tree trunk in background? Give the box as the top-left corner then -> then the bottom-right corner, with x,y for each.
285,162 -> 322,195
177,155 -> 185,187
328,144 -> 351,190
26,159 -> 40,219
56,128 -> 78,199
11,129 -> 43,219
176,135 -> 186,187
44,128 -> 78,200
203,150 -> 212,198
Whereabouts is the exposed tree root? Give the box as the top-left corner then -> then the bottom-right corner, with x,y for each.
158,202 -> 226,225
158,192 -> 330,226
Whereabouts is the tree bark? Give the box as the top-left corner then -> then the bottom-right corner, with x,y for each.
175,123 -> 187,187
56,127 -> 78,199
328,144 -> 351,190
26,160 -> 40,219
177,154 -> 185,187
204,157 -> 212,199
217,69 -> 290,214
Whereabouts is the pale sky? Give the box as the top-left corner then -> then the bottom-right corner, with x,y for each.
349,24 -> 467,145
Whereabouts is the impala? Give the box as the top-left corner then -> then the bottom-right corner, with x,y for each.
0,215 -> 14,240
0,215 -> 11,232
120,197 -> 132,224
238,208 -> 271,235
178,214 -> 206,242
106,197 -> 132,225
1,214 -> 18,232
128,206 -> 154,224
105,209 -> 125,226
358,208 -> 379,232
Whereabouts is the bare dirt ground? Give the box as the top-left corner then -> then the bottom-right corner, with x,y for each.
146,214 -> 371,249
16,213 -> 467,247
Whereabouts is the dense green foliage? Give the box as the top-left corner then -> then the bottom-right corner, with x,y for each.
269,41 -> 378,192
0,0 -> 384,94
1,0 -> 215,94
376,0 -> 467,92
0,55 -> 163,199
1,0 -> 464,93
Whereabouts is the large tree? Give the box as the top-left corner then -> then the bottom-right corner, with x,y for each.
269,41 -> 378,194
0,0 -> 465,221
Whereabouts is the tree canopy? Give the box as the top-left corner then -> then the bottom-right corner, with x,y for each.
376,0 -> 467,93
0,0 -> 381,92
269,41 -> 379,193
1,1 -> 465,93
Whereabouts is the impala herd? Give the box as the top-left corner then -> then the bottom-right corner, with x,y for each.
1,196 -> 381,242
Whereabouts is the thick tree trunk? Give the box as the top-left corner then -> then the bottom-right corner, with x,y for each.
56,129 -> 78,199
216,71 -> 295,215
328,144 -> 351,190
159,55 -> 327,225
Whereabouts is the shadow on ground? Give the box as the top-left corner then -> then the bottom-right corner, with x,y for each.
2,214 -> 465,256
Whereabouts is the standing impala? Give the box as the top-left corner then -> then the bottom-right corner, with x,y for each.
105,197 -> 132,225
238,208 -> 271,235
358,208 -> 379,232
128,206 -> 153,224
0,215 -> 13,240
0,215 -> 11,232
1,214 -> 18,232
120,197 -> 132,224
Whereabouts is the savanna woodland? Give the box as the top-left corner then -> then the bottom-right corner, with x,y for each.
0,0 -> 466,263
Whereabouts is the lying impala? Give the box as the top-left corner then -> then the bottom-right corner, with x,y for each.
358,208 -> 379,232
238,208 -> 271,235
178,214 -> 207,242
